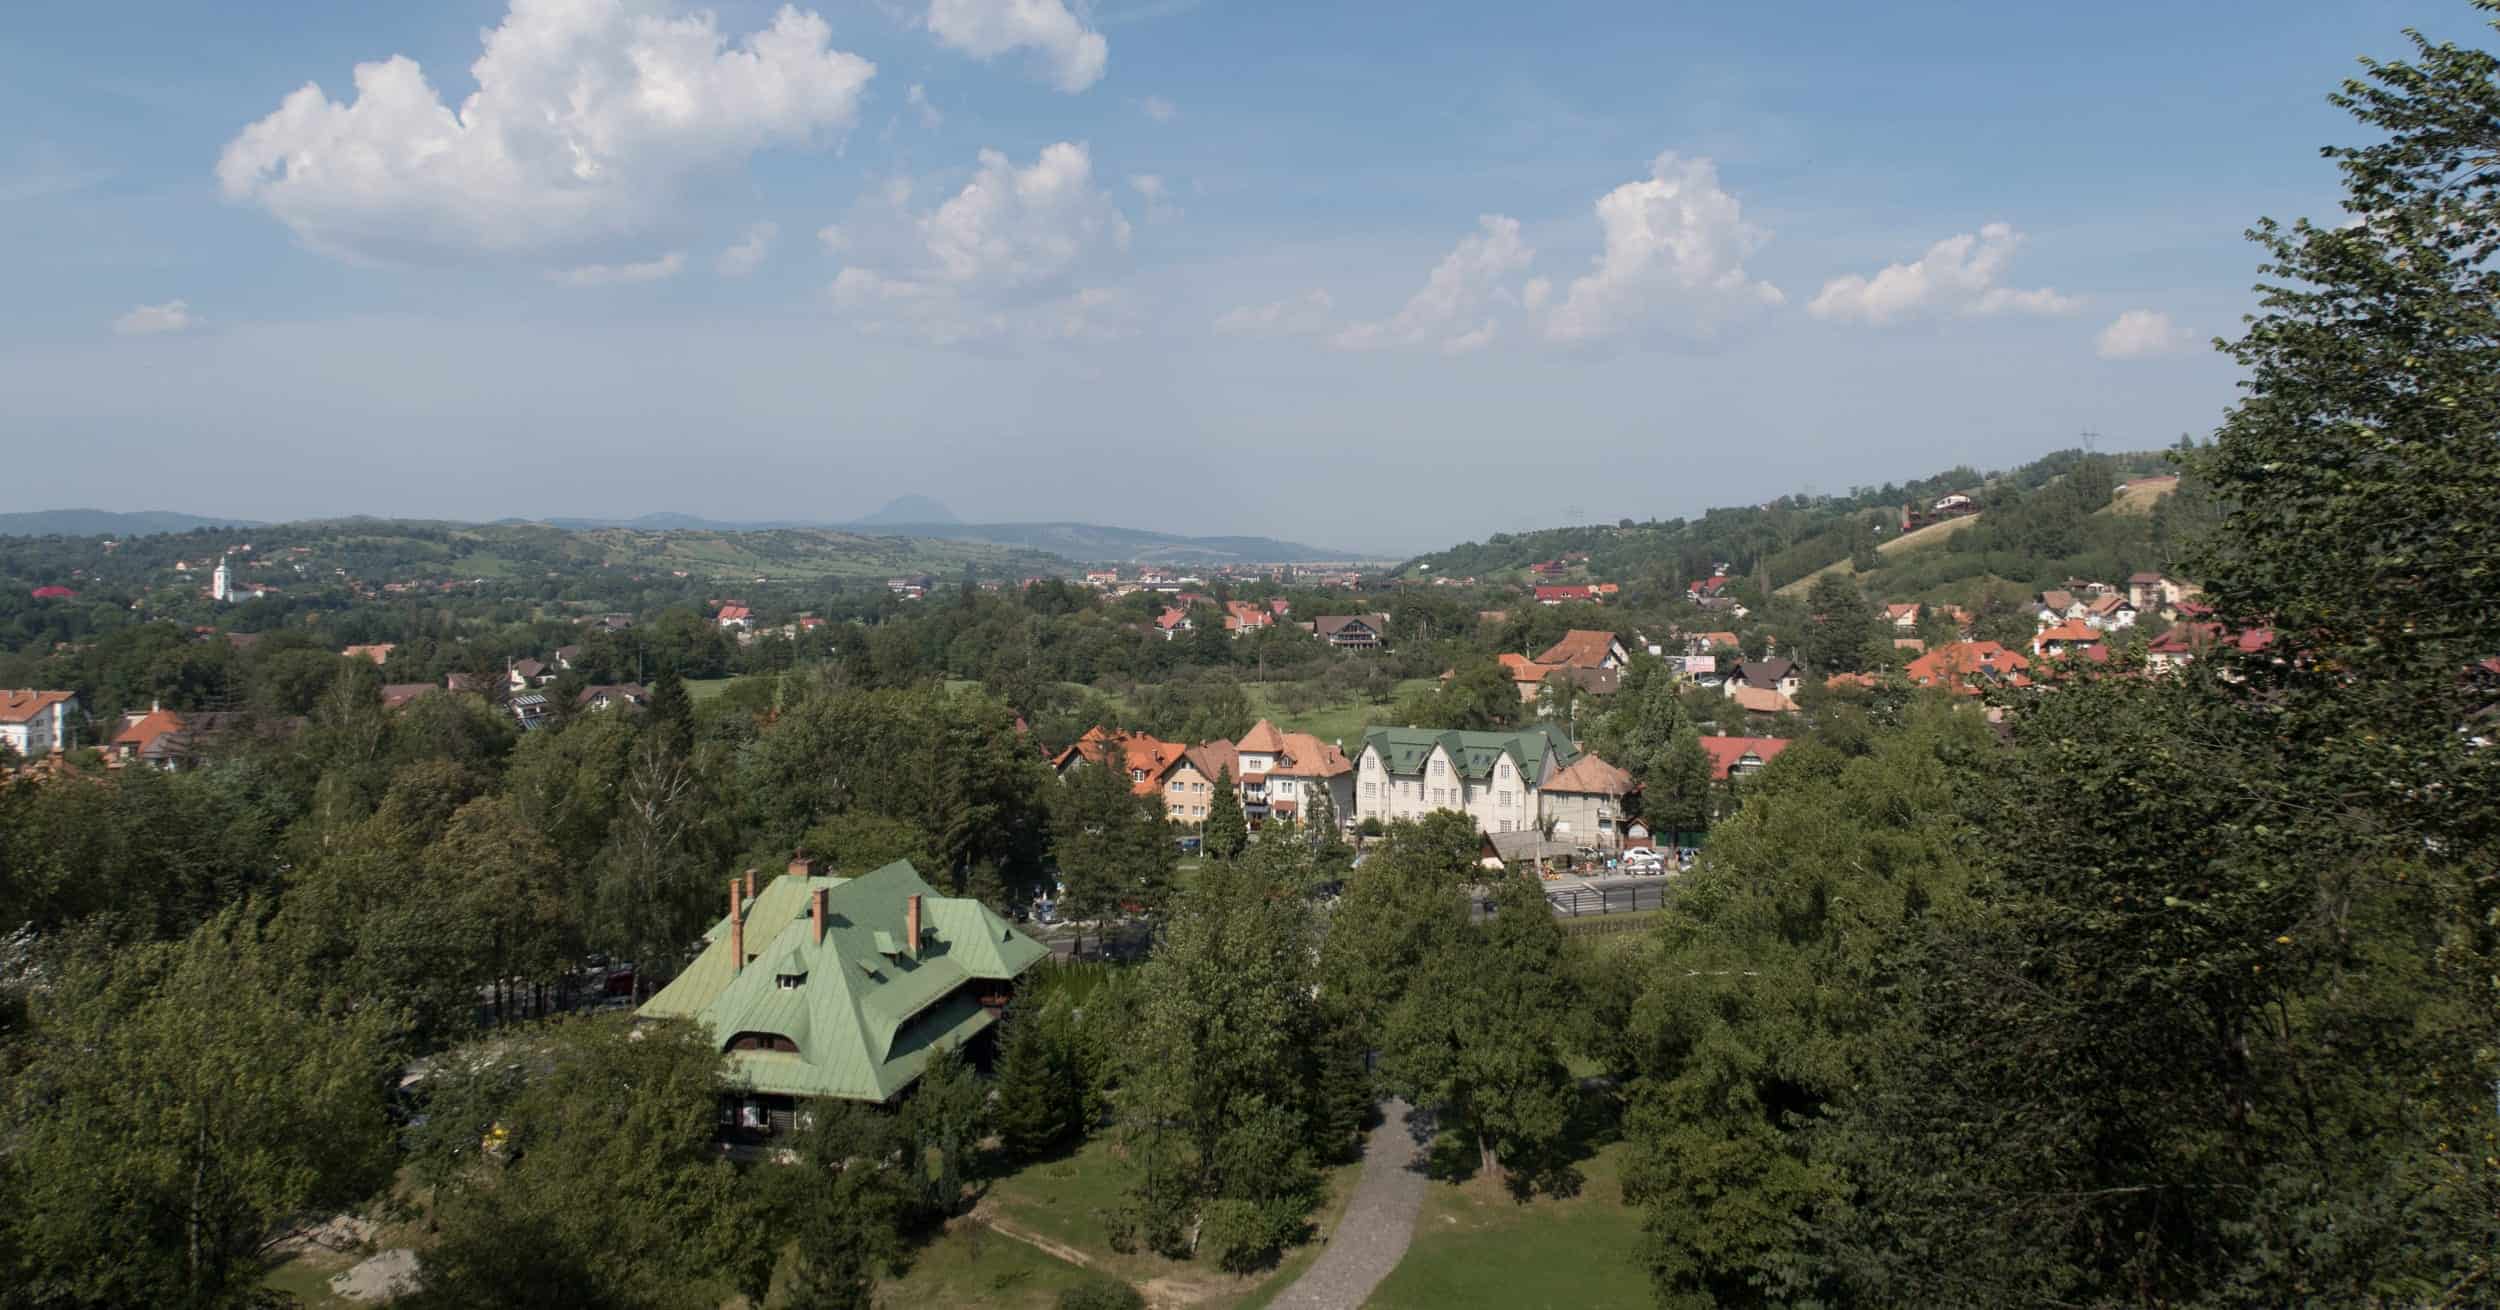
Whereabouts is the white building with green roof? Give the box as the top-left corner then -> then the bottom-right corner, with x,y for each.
639,860 -> 1047,1123
1353,724 -> 1576,836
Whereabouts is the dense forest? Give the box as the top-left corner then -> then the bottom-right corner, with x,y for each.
4,11 -> 2499,1309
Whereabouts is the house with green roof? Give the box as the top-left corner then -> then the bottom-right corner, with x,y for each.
1352,724 -> 1578,837
639,858 -> 1048,1130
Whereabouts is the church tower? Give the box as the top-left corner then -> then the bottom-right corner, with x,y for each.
211,555 -> 232,603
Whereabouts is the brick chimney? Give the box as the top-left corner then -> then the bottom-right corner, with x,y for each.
728,877 -> 745,974
743,868 -> 757,903
788,849 -> 819,879
905,893 -> 922,959
812,886 -> 828,945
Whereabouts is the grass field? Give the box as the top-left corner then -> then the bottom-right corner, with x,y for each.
685,676 -> 743,703
2104,475 -> 2179,516
877,1135 -> 1366,1309
1367,1139 -> 1650,1310
1776,511 -> 1985,598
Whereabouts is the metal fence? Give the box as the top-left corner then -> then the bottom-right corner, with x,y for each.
1544,881 -> 1672,918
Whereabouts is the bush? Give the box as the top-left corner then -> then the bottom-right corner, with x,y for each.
1197,1196 -> 1305,1274
1056,1275 -> 1145,1310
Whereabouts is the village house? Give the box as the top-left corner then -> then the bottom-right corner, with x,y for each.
507,658 -> 553,692
508,691 -> 554,730
2083,593 -> 2138,630
107,704 -> 245,770
1537,753 -> 1636,848
638,859 -> 1047,1130
2032,620 -> 2105,659
716,604 -> 754,630
577,684 -> 648,712
1537,629 -> 1630,671
1053,728 -> 1194,819
1154,607 -> 1194,640
1726,684 -> 1801,715
1222,600 -> 1275,635
1494,653 -> 1556,704
1353,724 -> 1574,835
1311,614 -> 1390,650
2147,622 -> 2275,674
343,643 -> 396,665
1725,658 -> 1802,699
1883,602 -> 1922,632
1698,735 -> 1790,780
2035,590 -> 2094,627
1906,641 -> 2033,695
1260,728 -> 1354,827
2127,571 -> 2194,612
0,690 -> 79,757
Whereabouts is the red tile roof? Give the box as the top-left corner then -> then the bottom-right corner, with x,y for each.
1905,641 -> 2032,694
112,707 -> 183,749
1534,585 -> 1598,602
1496,653 -> 1556,684
29,586 -> 76,600
1237,718 -> 1287,754
1271,732 -> 1351,779
1543,752 -> 1633,795
0,690 -> 76,724
1536,629 -> 1620,669
1697,736 -> 1789,780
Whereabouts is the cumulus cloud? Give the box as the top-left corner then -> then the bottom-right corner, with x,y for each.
549,252 -> 687,286
1332,215 -> 1533,353
1214,289 -> 1333,337
2095,308 -> 2188,360
827,141 -> 1134,344
1139,95 -> 1177,122
926,0 -> 1106,93
1543,153 -> 1782,345
216,1 -> 874,264
112,300 -> 192,335
716,222 -> 778,276
1807,222 -> 2079,325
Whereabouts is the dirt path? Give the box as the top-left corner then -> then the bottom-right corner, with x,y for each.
968,1203 -> 1097,1268
1264,1099 -> 1427,1310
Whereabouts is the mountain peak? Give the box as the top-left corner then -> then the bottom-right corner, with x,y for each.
857,495 -> 958,526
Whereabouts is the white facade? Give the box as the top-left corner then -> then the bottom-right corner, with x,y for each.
211,555 -> 232,603
0,694 -> 77,757
1354,742 -> 1558,835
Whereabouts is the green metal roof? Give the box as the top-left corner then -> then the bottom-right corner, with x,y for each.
1359,724 -> 1575,782
639,860 -> 1048,1102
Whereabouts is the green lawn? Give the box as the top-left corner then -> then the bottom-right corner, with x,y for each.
1367,1140 -> 1651,1310
1242,677 -> 1434,746
684,676 -> 743,703
915,1134 -> 1365,1309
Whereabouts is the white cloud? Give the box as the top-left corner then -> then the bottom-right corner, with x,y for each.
1139,95 -> 1177,122
112,300 -> 192,335
1440,320 -> 1498,355
906,83 -> 942,128
1544,153 -> 1782,346
2095,308 -> 2188,360
217,1 -> 874,264
716,222 -> 778,276
1214,289 -> 1333,337
1333,215 -> 1534,353
926,0 -> 1107,93
1807,222 -> 2079,325
1520,277 -> 1551,312
1129,173 -> 1179,222
549,252 -> 687,286
828,141 -> 1134,344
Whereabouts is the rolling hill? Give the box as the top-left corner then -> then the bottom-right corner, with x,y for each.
0,509 -> 264,537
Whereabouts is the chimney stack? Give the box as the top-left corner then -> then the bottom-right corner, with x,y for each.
905,894 -> 923,959
743,868 -> 757,903
728,878 -> 746,973
788,849 -> 818,879
812,886 -> 828,945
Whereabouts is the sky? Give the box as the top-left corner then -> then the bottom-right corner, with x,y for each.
0,0 -> 2478,555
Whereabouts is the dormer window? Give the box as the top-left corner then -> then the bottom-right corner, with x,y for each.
776,972 -> 807,990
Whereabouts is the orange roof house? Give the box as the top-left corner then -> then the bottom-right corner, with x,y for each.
1536,629 -> 1627,670
1905,641 -> 2032,695
1727,685 -> 1800,714
1697,736 -> 1790,780
1051,727 -> 1188,796
343,644 -> 395,665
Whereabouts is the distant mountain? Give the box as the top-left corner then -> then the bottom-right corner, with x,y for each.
856,495 -> 958,526
0,509 -> 263,538
517,513 -> 1348,563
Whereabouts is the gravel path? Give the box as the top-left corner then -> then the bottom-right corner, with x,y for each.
1267,1099 -> 1428,1310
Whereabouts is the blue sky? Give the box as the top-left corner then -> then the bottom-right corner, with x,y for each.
0,0 -> 2473,553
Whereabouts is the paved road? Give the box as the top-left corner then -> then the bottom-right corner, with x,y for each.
1267,1099 -> 1428,1310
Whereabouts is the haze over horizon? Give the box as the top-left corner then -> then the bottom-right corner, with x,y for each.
2,0 -> 2454,555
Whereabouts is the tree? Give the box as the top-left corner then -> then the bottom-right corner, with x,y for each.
646,664 -> 692,760
1048,753 -> 1176,919
1112,849 -> 1329,1268
993,996 -> 1086,1162
1801,571 -> 1877,675
1,909 -> 400,1307
1201,766 -> 1247,859
777,1102 -> 912,1310
408,1017 -> 769,1310
900,1043 -> 988,1219
1302,786 -> 1351,881
1639,728 -> 1715,835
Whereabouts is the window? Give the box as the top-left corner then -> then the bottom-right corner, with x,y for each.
1363,781 -> 1377,799
775,973 -> 807,990
1431,759 -> 1446,777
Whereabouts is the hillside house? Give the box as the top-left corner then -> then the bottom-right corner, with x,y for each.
2032,620 -> 2103,658
1223,600 -> 1274,634
1536,629 -> 1629,671
1906,641 -> 2032,695
0,690 -> 79,757
1533,584 -> 1599,605
107,705 -> 244,770
380,683 -> 437,711
639,860 -> 1047,1126
1261,729 -> 1354,828
1726,658 -> 1802,698
343,644 -> 396,665
1155,607 -> 1194,640
1353,724 -> 1573,835
577,684 -> 647,712
1698,736 -> 1790,780
2146,622 -> 2275,674
1883,603 -> 1922,632
716,605 -> 754,630
1312,614 -> 1390,650
1726,684 -> 1801,715
507,659 -> 552,692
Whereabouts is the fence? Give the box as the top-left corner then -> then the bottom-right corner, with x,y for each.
1545,882 -> 1672,918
